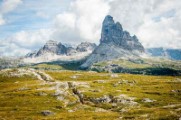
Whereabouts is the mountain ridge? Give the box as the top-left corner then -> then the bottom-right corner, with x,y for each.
24,40 -> 96,63
146,47 -> 181,60
81,15 -> 145,69
21,15 -> 181,68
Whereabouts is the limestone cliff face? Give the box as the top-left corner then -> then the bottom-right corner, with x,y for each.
76,42 -> 97,52
35,40 -> 67,57
26,40 -> 96,58
100,15 -> 144,52
81,15 -> 145,68
24,41 -> 97,63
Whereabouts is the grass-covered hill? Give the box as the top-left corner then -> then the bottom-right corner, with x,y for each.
90,57 -> 181,75
0,68 -> 180,119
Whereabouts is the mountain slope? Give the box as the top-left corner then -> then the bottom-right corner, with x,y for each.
81,15 -> 144,69
24,41 -> 96,63
35,40 -> 67,57
90,57 -> 181,75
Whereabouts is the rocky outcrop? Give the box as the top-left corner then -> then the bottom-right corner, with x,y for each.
25,40 -> 97,58
25,51 -> 37,58
66,47 -> 77,56
24,41 -> 97,63
35,40 -> 67,57
41,110 -> 54,116
100,15 -> 144,52
76,42 -> 97,52
81,15 -> 145,69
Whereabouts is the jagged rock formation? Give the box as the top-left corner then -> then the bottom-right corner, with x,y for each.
24,40 -> 97,63
26,40 -> 97,58
81,15 -> 145,69
76,42 -> 97,52
66,47 -> 77,56
25,51 -> 37,58
100,15 -> 144,52
35,40 -> 67,57
146,48 -> 181,60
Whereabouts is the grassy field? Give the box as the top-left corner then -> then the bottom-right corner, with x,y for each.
93,58 -> 181,70
91,58 -> 181,75
0,69 -> 180,119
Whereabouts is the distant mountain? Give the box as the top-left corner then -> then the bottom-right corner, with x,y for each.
100,15 -> 144,52
35,40 -> 67,57
146,48 -> 181,60
81,15 -> 145,69
76,42 -> 97,52
1,15 -> 180,75
0,57 -> 21,69
24,40 -> 96,63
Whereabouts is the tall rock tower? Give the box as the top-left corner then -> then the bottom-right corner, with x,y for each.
81,15 -> 145,68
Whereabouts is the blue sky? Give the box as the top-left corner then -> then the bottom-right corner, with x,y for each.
0,0 -> 180,56
0,0 -> 71,39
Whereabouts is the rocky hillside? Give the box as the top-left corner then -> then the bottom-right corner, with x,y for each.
100,15 -> 144,52
24,41 -> 96,63
81,15 -> 145,69
76,42 -> 97,52
90,57 -> 181,75
1,15 -> 180,73
26,40 -> 96,58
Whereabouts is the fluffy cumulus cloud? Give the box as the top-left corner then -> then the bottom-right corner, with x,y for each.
53,0 -> 181,48
0,29 -> 53,56
0,42 -> 31,56
0,0 -> 181,56
0,15 -> 5,25
52,0 -> 110,44
109,0 -> 181,48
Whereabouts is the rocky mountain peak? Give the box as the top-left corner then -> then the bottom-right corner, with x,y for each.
35,40 -> 66,57
76,42 -> 97,52
25,40 -> 97,61
81,15 -> 145,68
115,22 -> 123,31
100,15 -> 123,43
44,40 -> 58,47
102,15 -> 115,26
100,15 -> 144,52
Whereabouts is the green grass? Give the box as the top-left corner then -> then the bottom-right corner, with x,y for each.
92,58 -> 181,75
0,69 -> 180,119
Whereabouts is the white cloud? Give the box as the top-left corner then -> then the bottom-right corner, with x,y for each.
1,0 -> 110,56
52,0 -> 181,48
52,0 -> 110,44
0,29 -> 53,56
1,0 -> 181,56
0,15 -> 5,25
0,41 -> 31,56
55,12 -> 76,29
0,0 -> 22,26
0,0 -> 22,14
9,29 -> 53,49
108,0 -> 181,48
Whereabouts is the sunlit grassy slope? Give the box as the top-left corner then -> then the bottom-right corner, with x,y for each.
92,58 -> 181,75
93,58 -> 181,69
0,69 -> 180,119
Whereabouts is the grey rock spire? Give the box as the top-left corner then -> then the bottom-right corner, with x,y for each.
100,15 -> 144,52
81,15 -> 145,68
